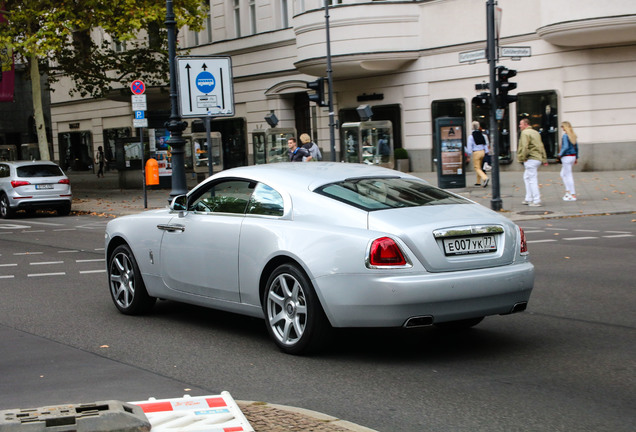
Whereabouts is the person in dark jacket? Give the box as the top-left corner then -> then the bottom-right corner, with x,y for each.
287,137 -> 309,162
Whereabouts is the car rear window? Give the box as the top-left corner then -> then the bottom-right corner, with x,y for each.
315,177 -> 469,211
16,165 -> 64,178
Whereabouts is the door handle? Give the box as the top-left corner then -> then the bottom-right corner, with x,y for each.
157,224 -> 185,232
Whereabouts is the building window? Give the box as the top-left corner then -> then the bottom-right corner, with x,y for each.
234,0 -> 242,38
249,0 -> 256,34
113,38 -> 126,52
281,0 -> 289,28
517,91 -> 559,160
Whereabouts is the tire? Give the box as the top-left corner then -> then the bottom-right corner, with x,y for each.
263,263 -> 330,355
0,193 -> 15,219
108,244 -> 156,315
434,317 -> 484,330
57,202 -> 71,216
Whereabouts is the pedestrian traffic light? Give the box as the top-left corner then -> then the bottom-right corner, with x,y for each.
472,92 -> 491,109
307,78 -> 327,107
496,66 -> 518,108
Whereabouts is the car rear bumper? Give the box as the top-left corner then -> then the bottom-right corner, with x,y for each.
10,197 -> 72,211
314,261 -> 535,327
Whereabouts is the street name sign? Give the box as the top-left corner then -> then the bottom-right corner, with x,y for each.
176,56 -> 234,118
500,46 -> 531,58
459,49 -> 486,63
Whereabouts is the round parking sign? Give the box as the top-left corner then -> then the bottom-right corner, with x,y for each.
131,80 -> 145,95
196,72 -> 215,94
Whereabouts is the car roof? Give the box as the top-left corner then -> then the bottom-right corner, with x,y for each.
211,162 -> 421,191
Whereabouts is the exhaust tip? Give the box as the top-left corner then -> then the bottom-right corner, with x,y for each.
403,315 -> 434,328
510,302 -> 527,314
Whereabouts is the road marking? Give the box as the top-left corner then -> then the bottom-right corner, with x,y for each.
523,230 -> 545,233
0,275 -> 15,279
527,239 -> 557,243
13,252 -> 43,256
28,272 -> 66,277
0,263 -> 17,267
545,228 -> 568,231
605,231 -> 631,234
573,229 -> 600,233
80,269 -> 106,274
58,250 -> 80,253
22,230 -> 45,233
563,237 -> 598,241
94,248 -> 105,251
54,228 -> 77,232
16,220 -> 64,226
30,261 -> 64,265
603,234 -> 634,238
76,259 -> 104,263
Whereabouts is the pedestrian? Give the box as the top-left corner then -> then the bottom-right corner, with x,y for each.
517,118 -> 548,207
467,121 -> 490,187
558,121 -> 579,201
95,146 -> 105,178
299,133 -> 322,161
287,137 -> 309,162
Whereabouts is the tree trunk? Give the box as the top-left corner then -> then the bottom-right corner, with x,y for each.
30,55 -> 50,161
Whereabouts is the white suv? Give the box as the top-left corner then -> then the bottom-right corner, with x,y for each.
0,161 -> 72,218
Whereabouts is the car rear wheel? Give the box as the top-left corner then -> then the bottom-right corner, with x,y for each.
434,317 -> 484,330
108,244 -> 156,315
0,194 -> 15,219
263,263 -> 330,355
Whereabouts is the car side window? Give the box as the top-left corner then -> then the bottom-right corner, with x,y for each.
0,165 -> 8,178
189,179 -> 254,214
247,183 -> 284,217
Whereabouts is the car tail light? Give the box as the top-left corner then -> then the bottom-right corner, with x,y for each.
58,179 -> 70,185
368,237 -> 407,266
519,227 -> 528,254
10,180 -> 30,188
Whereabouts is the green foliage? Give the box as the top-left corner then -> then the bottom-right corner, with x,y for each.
0,0 -> 208,98
394,147 -> 409,160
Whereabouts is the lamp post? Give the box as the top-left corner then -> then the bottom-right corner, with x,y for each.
324,0 -> 336,161
165,0 -> 188,198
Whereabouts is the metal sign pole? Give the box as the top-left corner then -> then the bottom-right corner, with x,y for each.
487,0 -> 502,211
141,127 -> 147,208
324,0 -> 336,161
205,113 -> 213,178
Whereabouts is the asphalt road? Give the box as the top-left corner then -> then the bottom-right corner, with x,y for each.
0,213 -> 634,432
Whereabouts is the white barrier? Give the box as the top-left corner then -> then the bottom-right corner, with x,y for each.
129,392 -> 253,432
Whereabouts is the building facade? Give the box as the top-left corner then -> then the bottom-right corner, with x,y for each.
49,0 -> 636,173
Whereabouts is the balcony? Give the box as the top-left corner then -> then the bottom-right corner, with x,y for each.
293,3 -> 421,78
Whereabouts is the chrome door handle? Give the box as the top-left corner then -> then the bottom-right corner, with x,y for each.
157,224 -> 185,232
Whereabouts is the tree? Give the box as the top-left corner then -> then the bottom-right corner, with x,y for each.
0,0 -> 207,160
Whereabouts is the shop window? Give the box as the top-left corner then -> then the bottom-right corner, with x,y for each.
517,91 -> 559,160
471,101 -> 512,163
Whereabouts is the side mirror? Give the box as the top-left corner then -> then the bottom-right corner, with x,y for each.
170,194 -> 187,211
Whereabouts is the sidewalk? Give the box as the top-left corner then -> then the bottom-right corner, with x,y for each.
70,168 -> 636,221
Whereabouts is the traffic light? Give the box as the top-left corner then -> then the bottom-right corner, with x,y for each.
307,78 -> 327,107
472,92 -> 490,109
496,66 -> 518,108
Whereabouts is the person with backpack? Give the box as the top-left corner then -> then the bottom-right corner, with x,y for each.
558,121 -> 579,201
467,121 -> 490,187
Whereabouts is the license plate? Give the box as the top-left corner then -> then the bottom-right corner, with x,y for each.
443,235 -> 497,255
35,184 -> 54,190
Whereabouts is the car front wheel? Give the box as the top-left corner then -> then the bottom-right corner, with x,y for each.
0,194 -> 15,219
108,244 -> 156,315
263,263 -> 330,355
